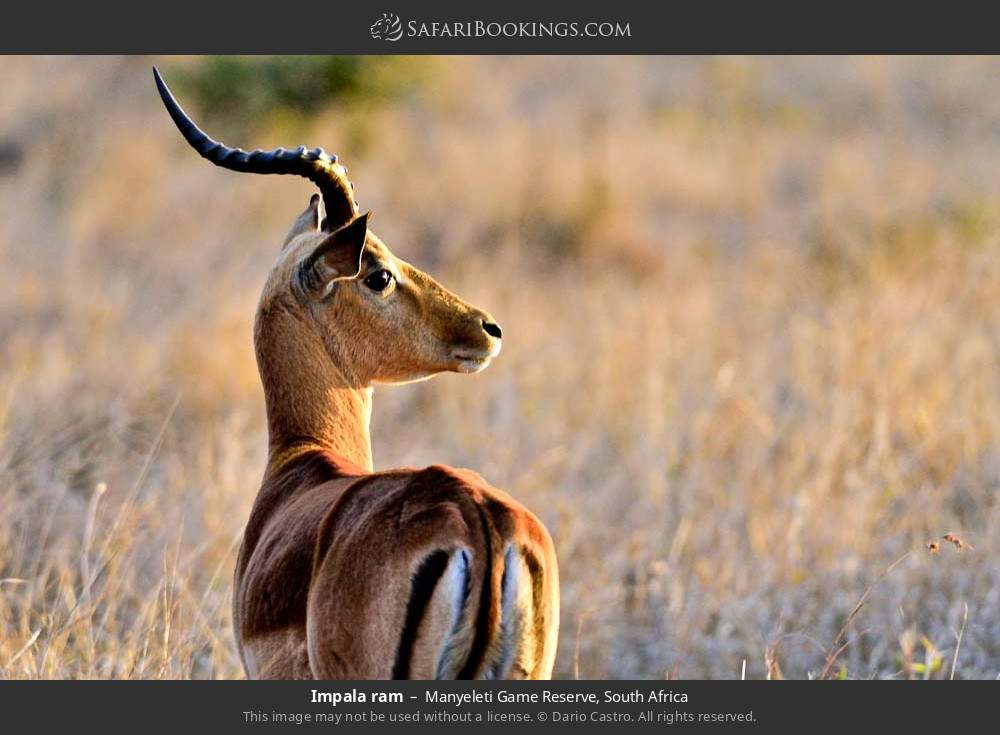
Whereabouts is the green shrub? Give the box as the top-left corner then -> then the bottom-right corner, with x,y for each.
173,56 -> 423,123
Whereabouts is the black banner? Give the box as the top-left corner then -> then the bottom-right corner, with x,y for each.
0,1 -> 997,53
0,680 -> 994,732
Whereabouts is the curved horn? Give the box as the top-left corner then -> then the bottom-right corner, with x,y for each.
153,66 -> 358,230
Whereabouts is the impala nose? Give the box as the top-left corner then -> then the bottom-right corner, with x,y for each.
482,320 -> 502,340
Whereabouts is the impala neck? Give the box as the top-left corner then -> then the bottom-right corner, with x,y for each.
255,300 -> 374,475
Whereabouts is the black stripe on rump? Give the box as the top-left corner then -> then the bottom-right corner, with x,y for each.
457,505 -> 494,679
392,550 -> 451,679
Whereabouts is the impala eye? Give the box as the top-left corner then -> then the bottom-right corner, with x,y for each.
363,269 -> 394,292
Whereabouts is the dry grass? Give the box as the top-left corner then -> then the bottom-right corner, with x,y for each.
1,56 -> 999,679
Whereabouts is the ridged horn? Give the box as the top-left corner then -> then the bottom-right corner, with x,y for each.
153,66 -> 358,230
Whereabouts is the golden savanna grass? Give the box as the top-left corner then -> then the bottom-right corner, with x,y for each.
1,56 -> 998,679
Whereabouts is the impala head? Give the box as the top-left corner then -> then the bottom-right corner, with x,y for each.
272,196 -> 502,383
154,68 -> 502,386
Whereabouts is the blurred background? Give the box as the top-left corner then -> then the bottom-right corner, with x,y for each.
1,56 -> 998,679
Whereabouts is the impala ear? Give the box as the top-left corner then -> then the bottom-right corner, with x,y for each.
300,211 -> 371,292
283,194 -> 324,248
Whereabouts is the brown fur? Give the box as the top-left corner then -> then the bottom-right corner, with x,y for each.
233,196 -> 559,679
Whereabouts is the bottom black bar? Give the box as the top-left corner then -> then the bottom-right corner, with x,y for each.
0,680 -> 993,732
